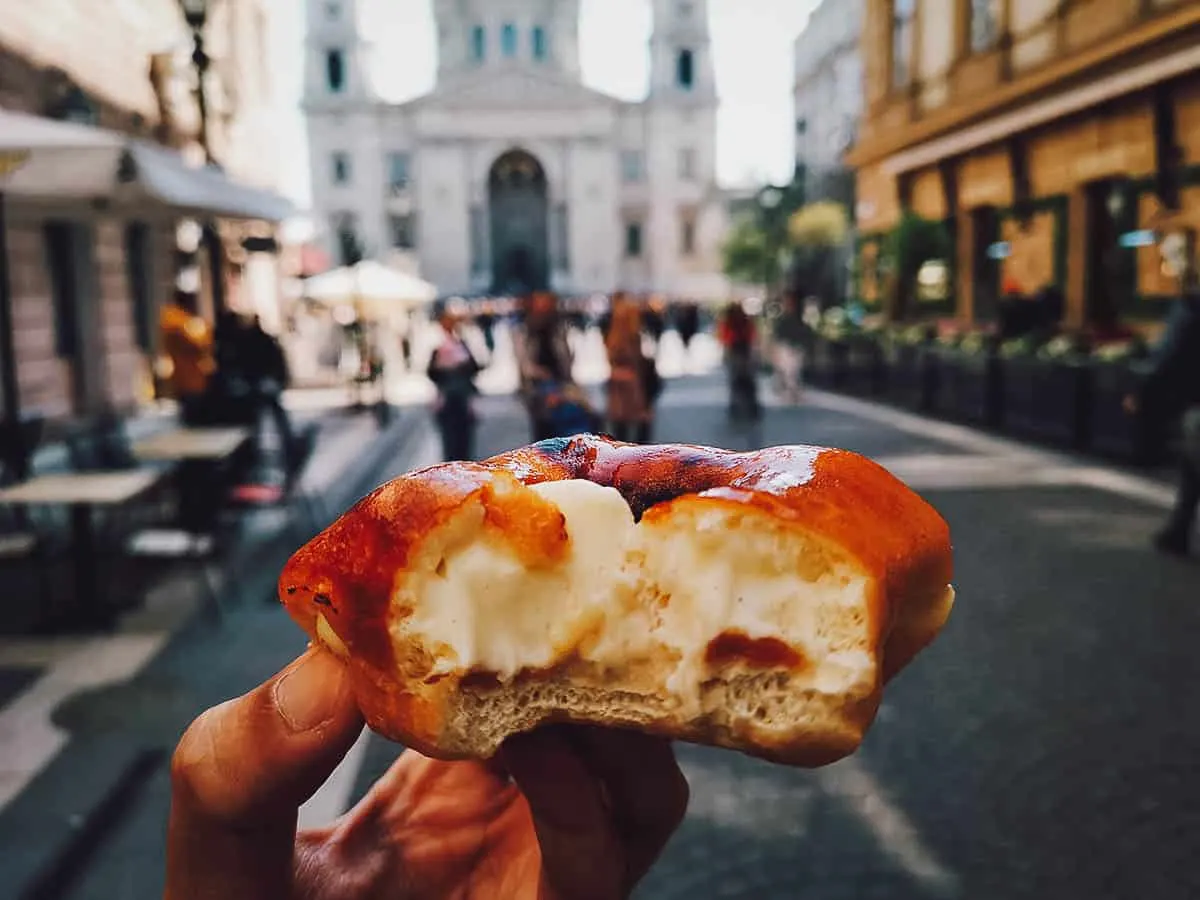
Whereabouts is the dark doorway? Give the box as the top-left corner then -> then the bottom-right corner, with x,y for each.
489,149 -> 549,294
1084,179 -> 1132,327
970,205 -> 1001,321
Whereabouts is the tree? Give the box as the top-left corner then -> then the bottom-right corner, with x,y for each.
721,217 -> 775,286
788,201 -> 849,248
786,201 -> 851,307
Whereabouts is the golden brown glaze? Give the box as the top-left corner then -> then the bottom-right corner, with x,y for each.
280,434 -> 952,687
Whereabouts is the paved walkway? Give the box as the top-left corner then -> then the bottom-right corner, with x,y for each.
4,334 -> 1198,899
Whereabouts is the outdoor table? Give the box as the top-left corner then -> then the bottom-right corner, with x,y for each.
133,427 -> 252,532
0,469 -> 165,630
132,426 -> 251,462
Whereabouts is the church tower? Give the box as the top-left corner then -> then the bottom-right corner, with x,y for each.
433,0 -> 582,84
648,0 -> 716,101
303,0 -> 378,104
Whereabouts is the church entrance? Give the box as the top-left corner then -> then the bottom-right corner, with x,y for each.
488,150 -> 549,294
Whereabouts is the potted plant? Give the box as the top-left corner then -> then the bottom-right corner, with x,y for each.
883,322 -> 938,411
935,328 -> 1002,426
1088,337 -> 1164,465
1001,334 -> 1092,448
845,318 -> 888,396
811,307 -> 853,389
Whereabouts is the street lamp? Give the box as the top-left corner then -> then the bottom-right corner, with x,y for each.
177,0 -> 227,315
179,0 -> 213,164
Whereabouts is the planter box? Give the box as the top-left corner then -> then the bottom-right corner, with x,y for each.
1090,362 -> 1167,465
936,350 -> 1002,427
1002,357 -> 1092,448
845,338 -> 887,396
811,339 -> 850,389
885,344 -> 939,411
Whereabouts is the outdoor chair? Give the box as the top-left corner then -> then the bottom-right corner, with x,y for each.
0,460 -> 57,632
223,421 -> 324,548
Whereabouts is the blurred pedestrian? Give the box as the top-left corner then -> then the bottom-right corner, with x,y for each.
771,292 -> 810,405
675,301 -> 700,354
718,302 -> 760,421
241,315 -> 299,469
476,302 -> 497,359
605,297 -> 655,443
428,308 -> 482,462
513,293 -> 575,441
160,291 -> 217,425
165,647 -> 688,900
1131,231 -> 1200,556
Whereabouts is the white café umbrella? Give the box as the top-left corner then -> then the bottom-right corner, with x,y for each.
301,260 -> 438,319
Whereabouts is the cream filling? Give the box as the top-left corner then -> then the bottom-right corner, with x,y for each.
396,479 -> 876,709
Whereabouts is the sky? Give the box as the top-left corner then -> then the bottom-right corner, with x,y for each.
270,0 -> 819,207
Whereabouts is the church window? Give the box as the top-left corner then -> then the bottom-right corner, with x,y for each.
676,49 -> 695,90
678,147 -> 696,180
325,2 -> 341,21
502,23 -> 518,57
532,26 -> 548,61
389,213 -> 415,249
796,117 -> 807,135
331,151 -> 351,184
625,222 -> 643,258
677,2 -> 694,18
388,152 -> 410,191
621,150 -> 644,183
892,0 -> 916,89
470,26 -> 486,62
681,217 -> 696,256
325,48 -> 346,93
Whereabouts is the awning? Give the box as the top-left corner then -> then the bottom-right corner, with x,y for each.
0,108 -> 125,197
121,141 -> 295,222
0,107 -> 293,221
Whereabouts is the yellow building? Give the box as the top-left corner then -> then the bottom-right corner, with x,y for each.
847,0 -> 1200,329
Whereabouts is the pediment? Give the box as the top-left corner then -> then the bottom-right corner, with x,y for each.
412,68 -> 622,111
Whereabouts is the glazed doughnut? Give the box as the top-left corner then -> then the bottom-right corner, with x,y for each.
279,435 -> 954,767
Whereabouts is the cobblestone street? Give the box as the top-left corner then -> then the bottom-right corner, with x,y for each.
3,330 -> 1198,899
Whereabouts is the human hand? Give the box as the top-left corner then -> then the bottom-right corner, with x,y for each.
166,648 -> 689,900
1123,393 -> 1139,415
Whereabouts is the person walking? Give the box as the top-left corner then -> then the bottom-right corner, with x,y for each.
160,291 -> 217,425
605,296 -> 654,443
1131,232 -> 1200,556
675,301 -> 700,356
241,315 -> 299,469
771,292 -> 811,404
427,309 -> 482,462
512,293 -> 575,441
718,301 -> 760,421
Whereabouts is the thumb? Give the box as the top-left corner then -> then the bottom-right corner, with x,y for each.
165,647 -> 364,900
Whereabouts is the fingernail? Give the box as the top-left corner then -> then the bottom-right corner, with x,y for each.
273,648 -> 342,733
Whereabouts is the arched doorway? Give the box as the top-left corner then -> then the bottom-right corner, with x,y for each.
488,150 -> 549,293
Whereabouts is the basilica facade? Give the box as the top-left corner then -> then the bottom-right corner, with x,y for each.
304,0 -> 731,298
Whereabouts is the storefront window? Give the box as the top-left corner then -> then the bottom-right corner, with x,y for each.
892,0 -> 916,89
970,0 -> 1000,53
